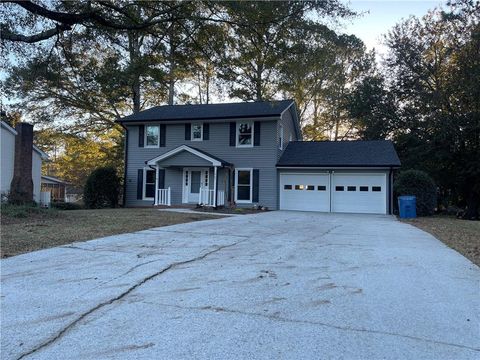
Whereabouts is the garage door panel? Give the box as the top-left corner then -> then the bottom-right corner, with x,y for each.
280,174 -> 329,212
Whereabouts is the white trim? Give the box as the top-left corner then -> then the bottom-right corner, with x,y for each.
1,120 -> 17,135
234,168 -> 253,204
236,121 -> 254,148
146,144 -> 222,167
144,125 -> 160,148
182,167 -> 209,203
279,101 -> 295,117
276,166 -> 397,170
279,124 -> 284,150
191,123 -> 203,141
1,121 -> 49,159
142,167 -> 155,200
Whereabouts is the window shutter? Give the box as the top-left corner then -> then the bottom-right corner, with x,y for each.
253,169 -> 259,202
229,122 -> 236,146
138,125 -> 144,148
254,122 -> 261,146
158,169 -> 165,189
160,124 -> 166,147
137,169 -> 143,199
185,123 -> 191,140
203,123 -> 209,140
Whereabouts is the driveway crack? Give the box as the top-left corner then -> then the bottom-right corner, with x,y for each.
16,239 -> 247,360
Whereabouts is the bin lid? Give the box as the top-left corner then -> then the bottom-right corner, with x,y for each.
398,195 -> 416,200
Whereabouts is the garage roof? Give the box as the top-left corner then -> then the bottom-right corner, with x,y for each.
277,140 -> 401,167
116,100 -> 295,122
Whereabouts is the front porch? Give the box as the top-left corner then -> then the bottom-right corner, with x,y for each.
146,145 -> 232,208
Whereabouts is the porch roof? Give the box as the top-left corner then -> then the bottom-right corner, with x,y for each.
146,145 -> 232,167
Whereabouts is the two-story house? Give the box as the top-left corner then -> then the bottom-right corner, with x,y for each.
116,100 -> 400,214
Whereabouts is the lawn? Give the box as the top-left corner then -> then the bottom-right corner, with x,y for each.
0,207 -> 219,258
402,216 -> 480,266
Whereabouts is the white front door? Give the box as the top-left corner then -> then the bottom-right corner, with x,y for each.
183,168 -> 209,203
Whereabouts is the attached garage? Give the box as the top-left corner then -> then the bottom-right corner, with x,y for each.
277,141 -> 401,214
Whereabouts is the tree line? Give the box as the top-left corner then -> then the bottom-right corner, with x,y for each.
1,0 -> 479,217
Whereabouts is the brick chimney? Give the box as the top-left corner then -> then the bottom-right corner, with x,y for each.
9,123 -> 34,204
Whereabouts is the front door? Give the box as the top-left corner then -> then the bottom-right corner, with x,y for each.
183,168 -> 209,203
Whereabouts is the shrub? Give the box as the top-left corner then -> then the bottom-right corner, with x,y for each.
83,167 -> 120,209
1,203 -> 57,219
394,170 -> 437,216
51,202 -> 83,210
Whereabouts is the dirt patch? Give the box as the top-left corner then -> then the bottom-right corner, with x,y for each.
401,215 -> 480,267
1,208 -> 219,258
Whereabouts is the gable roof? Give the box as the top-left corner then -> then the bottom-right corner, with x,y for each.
116,100 -> 295,123
1,121 -> 48,159
277,140 -> 401,168
146,144 -> 232,167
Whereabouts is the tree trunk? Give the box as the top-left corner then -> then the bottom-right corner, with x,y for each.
128,32 -> 141,113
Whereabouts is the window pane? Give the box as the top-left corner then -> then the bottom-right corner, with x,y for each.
372,186 -> 381,192
239,134 -> 252,145
237,171 -> 251,185
347,186 -> 356,191
146,126 -> 159,146
145,184 -> 155,198
284,185 -> 292,190
237,186 -> 250,200
238,123 -> 252,145
335,186 -> 344,191
146,170 -> 155,184
318,185 -> 326,191
192,124 -> 202,139
360,186 -> 368,192
306,185 -> 314,190
238,123 -> 252,134
295,185 -> 304,190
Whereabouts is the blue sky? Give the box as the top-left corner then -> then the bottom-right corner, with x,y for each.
341,0 -> 447,58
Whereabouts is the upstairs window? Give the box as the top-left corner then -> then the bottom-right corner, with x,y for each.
191,123 -> 203,141
145,125 -> 160,147
279,124 -> 284,150
236,122 -> 253,147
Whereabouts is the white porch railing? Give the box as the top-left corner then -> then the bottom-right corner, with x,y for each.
156,187 -> 171,206
199,188 -> 225,207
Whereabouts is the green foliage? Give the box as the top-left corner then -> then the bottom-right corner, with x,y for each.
51,202 -> 83,210
1,203 -> 57,219
84,167 -> 120,209
394,170 -> 437,216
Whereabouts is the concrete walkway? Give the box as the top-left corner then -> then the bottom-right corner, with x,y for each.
1,212 -> 479,359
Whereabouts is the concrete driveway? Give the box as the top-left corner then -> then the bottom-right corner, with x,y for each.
1,211 -> 479,360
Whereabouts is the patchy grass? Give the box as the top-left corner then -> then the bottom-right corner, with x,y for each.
402,216 -> 480,266
1,207 -> 219,258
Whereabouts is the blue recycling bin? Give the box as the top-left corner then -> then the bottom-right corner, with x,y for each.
398,196 -> 416,218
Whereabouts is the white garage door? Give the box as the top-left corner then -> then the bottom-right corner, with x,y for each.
331,173 -> 387,214
280,172 -> 387,214
280,173 -> 330,212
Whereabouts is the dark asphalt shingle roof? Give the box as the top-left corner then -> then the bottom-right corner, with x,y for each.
117,100 -> 294,122
277,140 -> 401,167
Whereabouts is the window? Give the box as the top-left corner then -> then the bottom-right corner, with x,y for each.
284,185 -> 292,190
191,123 -> 203,141
347,186 -> 356,191
235,169 -> 252,202
360,186 -> 369,192
289,134 -> 293,142
372,186 -> 382,192
295,185 -> 304,190
236,122 -> 253,147
335,186 -> 344,191
145,125 -> 160,147
306,185 -> 314,190
318,185 -> 326,191
279,124 -> 284,150
143,169 -> 155,199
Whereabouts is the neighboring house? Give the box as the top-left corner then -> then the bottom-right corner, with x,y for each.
41,176 -> 71,202
1,121 -> 48,203
116,100 -> 400,214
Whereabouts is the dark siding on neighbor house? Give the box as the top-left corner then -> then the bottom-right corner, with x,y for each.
125,119 -> 279,208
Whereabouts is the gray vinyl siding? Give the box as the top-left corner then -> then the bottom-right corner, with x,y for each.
277,108 -> 300,160
125,119 -> 280,208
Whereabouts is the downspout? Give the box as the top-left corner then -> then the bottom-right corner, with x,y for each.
120,123 -> 128,207
388,167 -> 393,214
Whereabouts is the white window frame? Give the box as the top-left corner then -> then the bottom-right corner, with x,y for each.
145,125 -> 160,148
236,121 -> 254,148
191,123 -> 203,141
235,168 -> 253,203
279,124 -> 284,150
143,167 -> 156,200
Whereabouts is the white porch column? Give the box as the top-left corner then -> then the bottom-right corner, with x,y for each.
213,166 -> 217,207
154,165 -> 159,205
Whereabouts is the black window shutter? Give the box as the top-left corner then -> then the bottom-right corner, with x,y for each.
138,125 -> 144,147
185,123 -> 191,140
160,124 -> 166,147
158,169 -> 165,189
229,122 -> 236,146
254,122 -> 261,146
253,169 -> 259,202
203,123 -> 209,140
137,169 -> 143,199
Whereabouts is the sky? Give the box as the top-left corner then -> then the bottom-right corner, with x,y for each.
341,0 -> 447,59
